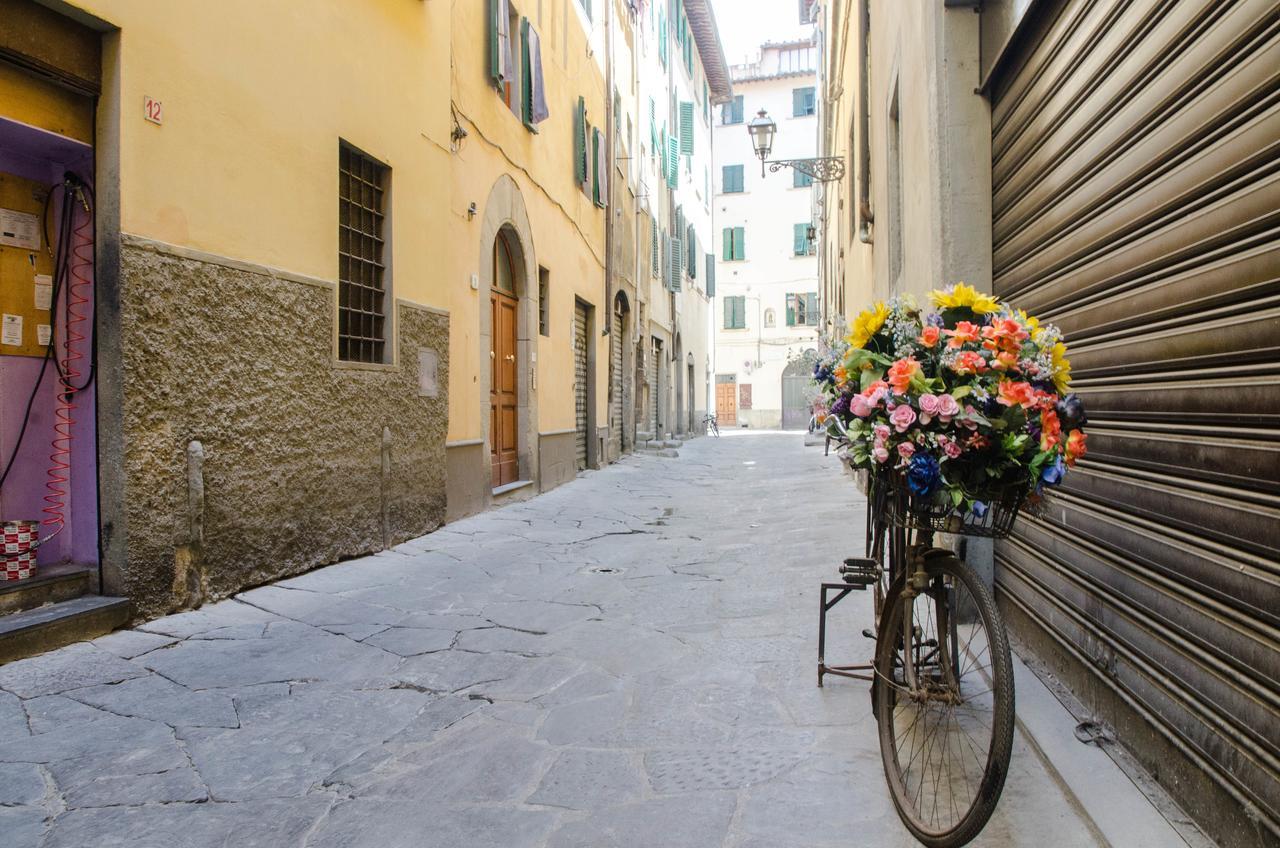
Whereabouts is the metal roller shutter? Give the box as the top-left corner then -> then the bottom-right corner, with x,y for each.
574,303 -> 589,470
610,302 -> 624,454
989,2 -> 1280,843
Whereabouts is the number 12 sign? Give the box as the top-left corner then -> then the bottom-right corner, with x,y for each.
143,95 -> 163,125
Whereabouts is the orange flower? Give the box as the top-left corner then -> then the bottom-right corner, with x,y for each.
951,350 -> 988,375
1040,407 -> 1062,451
945,321 -> 981,348
887,357 -> 922,394
834,364 -> 848,388
1065,429 -> 1088,466
919,326 -> 941,348
981,317 -> 1030,353
861,379 -> 889,398
997,380 -> 1037,408
993,350 -> 1019,371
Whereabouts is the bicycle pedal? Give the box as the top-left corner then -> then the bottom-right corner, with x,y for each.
842,557 -> 878,573
841,573 -> 869,588
862,628 -> 876,641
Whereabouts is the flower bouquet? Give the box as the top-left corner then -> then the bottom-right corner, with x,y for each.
823,284 -> 1087,535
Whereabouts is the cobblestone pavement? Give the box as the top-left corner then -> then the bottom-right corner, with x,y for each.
0,433 -> 1116,847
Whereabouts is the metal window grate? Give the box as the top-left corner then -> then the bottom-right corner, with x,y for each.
338,144 -> 389,363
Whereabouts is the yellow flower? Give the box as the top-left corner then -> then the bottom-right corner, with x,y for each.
1016,309 -> 1042,339
1051,341 -> 1071,394
847,302 -> 890,349
930,282 -> 1000,315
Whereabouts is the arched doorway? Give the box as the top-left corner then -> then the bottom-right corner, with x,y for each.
491,228 -> 520,487
781,350 -> 817,430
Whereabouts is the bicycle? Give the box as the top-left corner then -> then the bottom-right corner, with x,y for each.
702,414 -> 719,437
826,417 -> 1016,847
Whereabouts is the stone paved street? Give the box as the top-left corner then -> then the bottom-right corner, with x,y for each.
0,434 -> 1163,847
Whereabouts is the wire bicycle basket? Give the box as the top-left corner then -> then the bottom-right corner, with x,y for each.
870,472 -> 1027,539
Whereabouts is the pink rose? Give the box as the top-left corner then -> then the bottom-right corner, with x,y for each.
873,424 -> 891,441
850,394 -> 873,418
873,446 -> 890,463
897,442 -> 916,459
890,404 -> 917,433
944,440 -> 962,459
937,393 -> 961,421
918,394 -> 941,417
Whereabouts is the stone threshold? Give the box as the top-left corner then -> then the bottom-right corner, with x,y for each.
492,480 -> 534,497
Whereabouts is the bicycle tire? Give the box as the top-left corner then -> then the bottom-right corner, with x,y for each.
874,554 -> 1015,847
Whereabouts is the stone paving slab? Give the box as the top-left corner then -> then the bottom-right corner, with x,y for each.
0,433 -> 1180,846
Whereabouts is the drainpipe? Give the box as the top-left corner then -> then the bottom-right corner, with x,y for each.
857,0 -> 873,244
604,0 -> 616,330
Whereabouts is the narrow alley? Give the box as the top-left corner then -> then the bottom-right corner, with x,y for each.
0,435 -> 1181,847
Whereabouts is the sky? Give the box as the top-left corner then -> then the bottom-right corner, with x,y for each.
709,0 -> 813,67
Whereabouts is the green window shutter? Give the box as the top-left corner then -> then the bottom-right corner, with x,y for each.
735,297 -> 746,329
734,226 -> 745,261
793,169 -> 813,188
679,102 -> 694,155
592,128 -> 602,206
723,164 -> 743,193
666,135 -> 679,188
573,96 -> 586,189
488,0 -> 502,89
671,235 -> 682,291
650,217 -> 659,277
581,0 -> 591,20
649,97 -> 657,149
794,223 -> 807,256
520,19 -> 533,126
723,297 -> 733,328
686,226 -> 696,277
807,293 -> 818,324
792,87 -> 803,117
722,227 -> 732,261
658,11 -> 667,66
705,253 -> 715,298
786,294 -> 796,326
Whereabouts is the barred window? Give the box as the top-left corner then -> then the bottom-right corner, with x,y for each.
338,143 -> 389,363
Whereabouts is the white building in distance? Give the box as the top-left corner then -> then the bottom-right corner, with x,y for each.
712,36 -> 820,430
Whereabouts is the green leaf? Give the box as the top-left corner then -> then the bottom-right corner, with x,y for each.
860,367 -> 884,391
951,385 -> 972,400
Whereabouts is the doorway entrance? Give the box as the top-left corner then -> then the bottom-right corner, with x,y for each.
715,374 -> 737,427
573,301 -> 590,471
490,230 -> 519,488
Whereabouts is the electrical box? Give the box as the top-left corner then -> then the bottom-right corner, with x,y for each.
0,172 -> 53,358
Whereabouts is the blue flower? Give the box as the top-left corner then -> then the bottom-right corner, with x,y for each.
1041,456 -> 1067,487
926,312 -> 944,327
970,500 -> 988,518
1056,393 -> 1087,431
906,454 -> 941,497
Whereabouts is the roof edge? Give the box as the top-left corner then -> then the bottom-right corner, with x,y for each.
682,0 -> 734,104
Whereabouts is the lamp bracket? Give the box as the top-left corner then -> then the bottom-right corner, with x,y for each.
766,156 -> 846,183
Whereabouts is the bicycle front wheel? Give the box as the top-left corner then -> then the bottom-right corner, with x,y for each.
874,554 -> 1014,847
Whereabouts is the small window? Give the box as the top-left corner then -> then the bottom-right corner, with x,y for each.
338,143 -> 390,364
764,308 -> 776,328
793,169 -> 813,188
786,292 -> 819,327
723,295 -> 746,330
538,266 -> 550,336
721,95 -> 744,125
792,86 -> 816,117
722,164 -> 744,194
722,226 -> 745,261
793,223 -> 816,256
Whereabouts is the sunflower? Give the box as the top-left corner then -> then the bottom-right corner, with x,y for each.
929,282 -> 1000,315
847,302 -> 890,349
1051,341 -> 1071,394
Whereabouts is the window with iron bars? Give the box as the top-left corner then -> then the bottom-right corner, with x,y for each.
338,143 -> 390,363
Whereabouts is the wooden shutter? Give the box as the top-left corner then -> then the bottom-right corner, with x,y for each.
520,19 -> 533,126
679,101 -> 694,155
488,0 -> 502,89
686,226 -> 696,277
785,294 -> 796,326
705,253 -> 715,298
574,96 -> 587,189
989,2 -> 1280,843
666,135 -> 679,188
661,231 -> 670,289
793,223 -> 807,256
722,227 -> 731,260
734,226 -> 745,260
650,216 -> 659,277
723,297 -> 733,328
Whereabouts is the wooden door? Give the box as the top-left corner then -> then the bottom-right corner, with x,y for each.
490,290 -> 519,488
715,377 -> 737,426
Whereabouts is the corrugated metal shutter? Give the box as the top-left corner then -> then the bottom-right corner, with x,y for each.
989,2 -> 1280,844
574,302 -> 589,470
649,339 -> 660,434
610,301 -> 623,453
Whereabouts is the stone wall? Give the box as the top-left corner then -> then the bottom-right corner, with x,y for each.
113,238 -> 449,619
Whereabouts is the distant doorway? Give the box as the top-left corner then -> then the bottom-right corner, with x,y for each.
715,374 -> 737,427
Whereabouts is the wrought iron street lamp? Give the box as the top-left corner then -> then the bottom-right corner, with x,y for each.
747,108 -> 846,182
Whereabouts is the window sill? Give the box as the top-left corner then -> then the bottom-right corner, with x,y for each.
333,358 -> 398,373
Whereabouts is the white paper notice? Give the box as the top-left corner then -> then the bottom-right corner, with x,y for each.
34,275 -> 53,310
37,324 -> 51,346
0,209 -> 40,250
1,314 -> 23,347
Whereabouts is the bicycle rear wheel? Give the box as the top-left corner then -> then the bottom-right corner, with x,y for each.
874,554 -> 1014,847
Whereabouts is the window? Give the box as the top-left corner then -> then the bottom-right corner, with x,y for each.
792,86 -> 816,117
793,223 -> 816,256
338,143 -> 390,364
538,266 -> 550,336
577,0 -> 591,20
722,226 -> 745,261
488,2 -> 548,130
793,168 -> 813,188
786,293 -> 819,327
764,308 -> 775,328
721,94 -> 744,125
723,295 -> 746,329
722,164 -> 744,193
